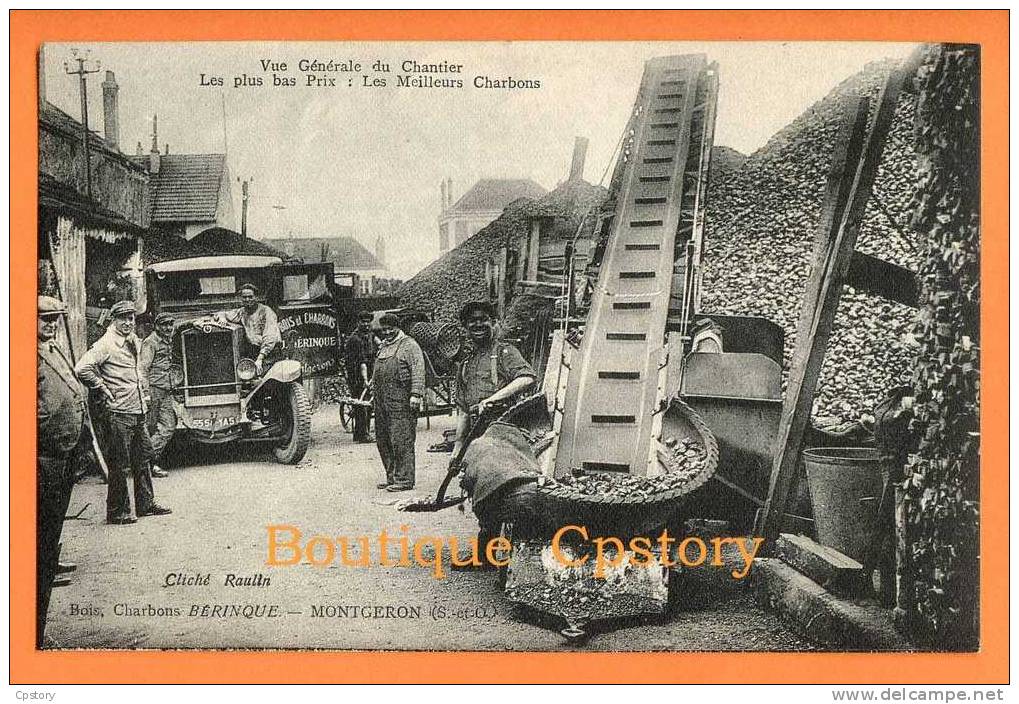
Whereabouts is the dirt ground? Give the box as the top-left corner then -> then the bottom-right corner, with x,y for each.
47,408 -> 811,652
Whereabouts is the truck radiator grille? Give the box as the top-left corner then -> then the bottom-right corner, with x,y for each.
183,331 -> 235,397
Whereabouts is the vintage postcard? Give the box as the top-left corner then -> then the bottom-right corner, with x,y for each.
12,9 -> 1007,686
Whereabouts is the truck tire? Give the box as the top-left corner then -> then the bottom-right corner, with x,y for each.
274,383 -> 311,464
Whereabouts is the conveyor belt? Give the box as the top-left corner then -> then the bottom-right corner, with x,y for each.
554,54 -> 718,477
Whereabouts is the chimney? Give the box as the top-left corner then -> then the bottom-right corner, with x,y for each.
136,141 -> 143,156
440,180 -> 447,211
164,143 -> 169,155
569,136 -> 589,182
148,114 -> 160,174
446,177 -> 453,207
101,70 -> 120,150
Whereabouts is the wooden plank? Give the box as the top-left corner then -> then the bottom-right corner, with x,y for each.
526,220 -> 540,281
756,65 -> 910,545
752,559 -> 912,651
847,251 -> 919,307
795,96 -> 869,372
775,533 -> 865,597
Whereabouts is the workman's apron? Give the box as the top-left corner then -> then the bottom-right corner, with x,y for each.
373,339 -> 417,486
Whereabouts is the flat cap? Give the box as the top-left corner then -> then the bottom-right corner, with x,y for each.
110,300 -> 136,318
154,311 -> 175,325
460,300 -> 497,323
38,295 -> 66,315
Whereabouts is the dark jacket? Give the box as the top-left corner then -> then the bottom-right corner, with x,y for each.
37,340 -> 86,458
460,422 -> 540,512
344,329 -> 376,385
371,332 -> 426,411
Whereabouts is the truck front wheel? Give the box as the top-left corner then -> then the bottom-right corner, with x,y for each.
273,383 -> 312,464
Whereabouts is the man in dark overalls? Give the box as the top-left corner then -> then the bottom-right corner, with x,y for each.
371,313 -> 425,492
344,312 -> 376,443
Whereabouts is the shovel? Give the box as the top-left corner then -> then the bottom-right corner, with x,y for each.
399,403 -> 504,513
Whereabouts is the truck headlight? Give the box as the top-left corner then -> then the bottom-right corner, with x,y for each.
237,358 -> 258,381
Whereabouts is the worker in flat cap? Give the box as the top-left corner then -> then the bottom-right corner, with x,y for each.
140,312 -> 176,477
75,300 -> 172,524
207,282 -> 282,375
36,295 -> 87,646
451,301 -> 536,461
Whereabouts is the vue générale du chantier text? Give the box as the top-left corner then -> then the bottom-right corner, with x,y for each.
199,58 -> 541,89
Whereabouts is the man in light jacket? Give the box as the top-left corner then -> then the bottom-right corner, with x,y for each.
75,300 -> 172,524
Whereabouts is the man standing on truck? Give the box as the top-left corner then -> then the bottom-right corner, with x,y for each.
75,300 -> 172,524
140,312 -> 176,477
451,301 -> 537,460
344,311 -> 376,443
211,283 -> 282,374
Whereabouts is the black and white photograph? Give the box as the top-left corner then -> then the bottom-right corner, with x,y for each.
34,39 -> 981,654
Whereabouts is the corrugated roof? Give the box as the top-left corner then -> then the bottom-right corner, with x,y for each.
134,153 -> 227,222
38,173 -> 145,235
449,178 -> 547,213
269,236 -> 382,270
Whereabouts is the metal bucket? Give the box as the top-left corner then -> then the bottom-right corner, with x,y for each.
802,447 -> 883,563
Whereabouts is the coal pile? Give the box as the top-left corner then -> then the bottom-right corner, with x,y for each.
709,145 -> 748,181
701,59 -> 921,425
543,438 -> 708,500
397,180 -> 607,327
507,581 -> 662,622
397,200 -> 533,327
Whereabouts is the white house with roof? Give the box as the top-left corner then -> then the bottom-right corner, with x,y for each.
131,118 -> 237,240
437,177 -> 547,254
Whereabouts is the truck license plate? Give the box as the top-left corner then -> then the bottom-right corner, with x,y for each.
187,406 -> 242,430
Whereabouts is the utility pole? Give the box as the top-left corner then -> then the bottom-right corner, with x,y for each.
64,52 -> 101,199
238,177 -> 253,238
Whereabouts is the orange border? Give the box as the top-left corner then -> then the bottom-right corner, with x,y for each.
11,10 -> 1008,684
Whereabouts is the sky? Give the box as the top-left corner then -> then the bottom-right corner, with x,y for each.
44,41 -> 916,278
